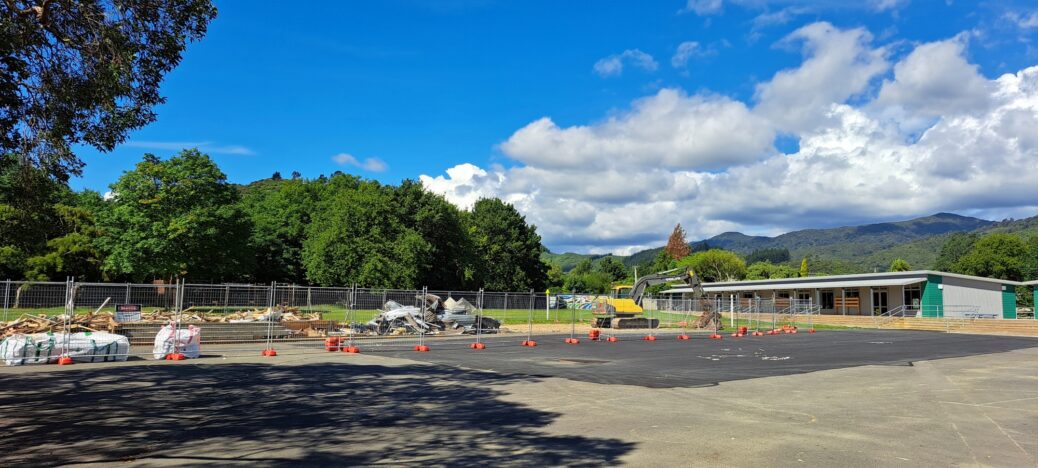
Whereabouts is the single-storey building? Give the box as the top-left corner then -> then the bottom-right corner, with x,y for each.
663,270 -> 1031,319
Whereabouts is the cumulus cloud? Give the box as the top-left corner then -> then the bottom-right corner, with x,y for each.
873,36 -> 993,129
421,23 -> 1038,254
500,89 -> 774,171
754,22 -> 889,133
332,153 -> 388,172
593,49 -> 658,77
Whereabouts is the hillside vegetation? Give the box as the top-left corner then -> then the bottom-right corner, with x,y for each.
543,213 -> 1038,274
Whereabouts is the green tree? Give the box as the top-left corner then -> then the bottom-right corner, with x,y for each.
563,270 -> 612,293
466,198 -> 547,291
96,150 -> 253,282
953,233 -> 1029,281
24,191 -> 104,280
889,258 -> 912,272
678,249 -> 747,282
302,180 -> 429,287
0,153 -> 78,278
746,247 -> 791,264
546,263 -> 565,290
745,261 -> 798,280
570,259 -> 594,276
596,257 -> 628,282
1,0 -> 217,180
934,232 -> 979,271
238,177 -> 320,283
394,180 -> 473,289
799,258 -> 809,277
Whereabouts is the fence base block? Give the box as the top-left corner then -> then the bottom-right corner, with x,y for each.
261,349 -> 277,357
606,336 -> 618,342
565,338 -> 580,344
521,340 -> 537,347
677,334 -> 690,340
57,355 -> 74,365
470,342 -> 486,350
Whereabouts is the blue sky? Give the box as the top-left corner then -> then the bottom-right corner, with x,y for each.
74,1 -> 1038,254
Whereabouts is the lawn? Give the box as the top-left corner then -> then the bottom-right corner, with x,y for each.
0,305 -> 848,330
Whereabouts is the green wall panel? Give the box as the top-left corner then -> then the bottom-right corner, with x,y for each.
921,274 -> 943,318
1002,285 -> 1017,319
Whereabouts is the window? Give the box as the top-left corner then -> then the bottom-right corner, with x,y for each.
904,285 -> 921,310
820,291 -> 835,309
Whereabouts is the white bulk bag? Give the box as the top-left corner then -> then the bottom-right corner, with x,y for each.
153,323 -> 201,360
1,332 -> 130,366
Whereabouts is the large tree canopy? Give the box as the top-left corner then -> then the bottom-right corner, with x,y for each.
302,179 -> 431,288
467,198 -> 547,291
0,0 -> 216,179
96,149 -> 253,281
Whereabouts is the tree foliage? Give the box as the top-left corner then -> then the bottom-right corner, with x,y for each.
934,232 -> 979,272
664,224 -> 691,260
746,247 -> 790,264
745,261 -> 798,280
302,178 -> 430,288
678,249 -> 746,282
952,233 -> 1029,281
96,150 -> 253,282
0,0 -> 217,179
888,258 -> 912,272
239,177 -> 319,283
467,198 -> 547,291
595,257 -> 628,282
799,258 -> 809,277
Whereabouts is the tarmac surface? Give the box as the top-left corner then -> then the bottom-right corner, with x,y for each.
1,329 -> 1036,466
371,329 -> 1038,388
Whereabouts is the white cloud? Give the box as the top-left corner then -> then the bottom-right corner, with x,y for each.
754,22 -> 889,133
1004,10 -> 1038,29
873,36 -> 993,129
680,0 -> 723,15
421,23 -> 1038,254
332,153 -> 388,172
671,41 -> 707,68
122,141 -> 255,156
499,88 -> 775,171
593,49 -> 658,77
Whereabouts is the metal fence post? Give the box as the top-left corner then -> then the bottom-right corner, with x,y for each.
2,279 -> 9,322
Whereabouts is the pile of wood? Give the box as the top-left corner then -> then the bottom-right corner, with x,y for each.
1,313 -> 117,339
1,307 -> 324,339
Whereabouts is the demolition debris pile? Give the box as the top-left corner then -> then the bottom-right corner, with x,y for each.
361,294 -> 501,336
0,307 -> 322,339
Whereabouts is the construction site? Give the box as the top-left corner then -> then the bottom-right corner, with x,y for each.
1,274 -> 1037,466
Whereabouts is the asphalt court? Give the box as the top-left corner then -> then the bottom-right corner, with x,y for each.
371,329 -> 1038,388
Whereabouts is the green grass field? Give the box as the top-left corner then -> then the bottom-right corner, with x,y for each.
1,304 -> 848,330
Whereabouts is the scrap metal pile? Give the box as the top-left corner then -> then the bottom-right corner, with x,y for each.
362,294 -> 501,336
1,307 -> 322,339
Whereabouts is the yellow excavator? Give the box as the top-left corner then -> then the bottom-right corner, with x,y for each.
592,266 -> 704,329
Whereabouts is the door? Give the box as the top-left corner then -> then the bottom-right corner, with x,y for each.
872,289 -> 888,314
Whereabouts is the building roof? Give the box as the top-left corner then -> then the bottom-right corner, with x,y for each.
662,270 -> 1025,295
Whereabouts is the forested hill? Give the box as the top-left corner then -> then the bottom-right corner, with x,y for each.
543,212 -> 1012,273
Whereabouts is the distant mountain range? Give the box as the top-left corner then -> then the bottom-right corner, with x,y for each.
543,212 -> 1038,274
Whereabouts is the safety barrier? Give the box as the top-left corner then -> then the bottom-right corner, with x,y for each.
0,279 -> 838,366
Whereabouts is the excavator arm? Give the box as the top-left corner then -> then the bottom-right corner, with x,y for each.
628,266 -> 704,307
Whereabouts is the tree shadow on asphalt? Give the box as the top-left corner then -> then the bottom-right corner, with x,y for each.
0,362 -> 634,466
